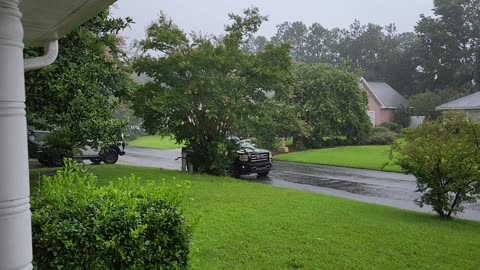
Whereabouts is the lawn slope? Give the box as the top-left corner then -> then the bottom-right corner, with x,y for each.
84,165 -> 480,269
274,145 -> 402,172
128,135 -> 183,149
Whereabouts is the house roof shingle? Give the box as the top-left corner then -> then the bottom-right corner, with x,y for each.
436,91 -> 480,111
361,78 -> 408,108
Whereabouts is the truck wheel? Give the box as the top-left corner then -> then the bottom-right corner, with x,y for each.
48,157 -> 63,167
257,171 -> 269,177
37,158 -> 48,165
231,167 -> 241,179
90,158 -> 101,165
102,149 -> 119,164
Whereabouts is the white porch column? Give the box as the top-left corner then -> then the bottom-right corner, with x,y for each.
0,0 -> 33,269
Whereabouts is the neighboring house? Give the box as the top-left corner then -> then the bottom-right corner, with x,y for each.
435,91 -> 480,121
360,77 -> 409,126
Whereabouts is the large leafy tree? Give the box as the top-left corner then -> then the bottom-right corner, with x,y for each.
271,21 -> 308,61
304,23 -> 342,64
293,63 -> 371,145
409,88 -> 466,119
271,19 -> 418,97
271,21 -> 342,65
237,99 -> 308,149
393,112 -> 480,218
415,0 -> 480,91
25,10 -> 134,149
337,21 -> 418,97
133,8 -> 292,175
242,35 -> 269,54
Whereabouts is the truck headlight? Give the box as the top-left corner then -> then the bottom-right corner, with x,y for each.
239,154 -> 249,162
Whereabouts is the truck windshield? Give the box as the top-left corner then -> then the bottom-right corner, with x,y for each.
239,142 -> 256,149
33,131 -> 50,141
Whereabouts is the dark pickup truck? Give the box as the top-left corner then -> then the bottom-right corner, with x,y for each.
231,140 -> 272,177
181,138 -> 272,178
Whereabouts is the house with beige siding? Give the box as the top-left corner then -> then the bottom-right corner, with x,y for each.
435,91 -> 480,121
360,77 -> 409,126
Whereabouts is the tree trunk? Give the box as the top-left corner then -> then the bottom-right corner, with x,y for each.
447,192 -> 461,218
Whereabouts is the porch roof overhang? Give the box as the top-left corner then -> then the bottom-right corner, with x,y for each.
20,0 -> 116,46
0,1 -> 117,269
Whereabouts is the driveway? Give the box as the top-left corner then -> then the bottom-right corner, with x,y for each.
119,146 -> 182,171
121,147 -> 480,221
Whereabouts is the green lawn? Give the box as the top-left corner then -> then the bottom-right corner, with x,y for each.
274,145 -> 402,172
128,135 -> 184,149
51,165 -> 480,269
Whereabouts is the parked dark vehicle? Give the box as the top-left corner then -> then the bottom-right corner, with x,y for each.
28,130 -> 126,166
181,137 -> 272,178
231,139 -> 272,177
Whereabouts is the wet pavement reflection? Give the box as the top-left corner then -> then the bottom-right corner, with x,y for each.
121,147 -> 480,221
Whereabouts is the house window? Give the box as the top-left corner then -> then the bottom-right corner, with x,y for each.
367,111 -> 375,126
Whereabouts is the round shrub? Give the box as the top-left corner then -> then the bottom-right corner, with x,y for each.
379,122 -> 402,133
365,131 -> 396,145
369,126 -> 391,135
31,160 -> 192,269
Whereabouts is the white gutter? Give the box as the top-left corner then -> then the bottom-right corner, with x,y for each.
436,106 -> 480,111
24,40 -> 58,71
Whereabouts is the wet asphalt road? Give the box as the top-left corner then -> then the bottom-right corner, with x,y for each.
120,147 -> 480,221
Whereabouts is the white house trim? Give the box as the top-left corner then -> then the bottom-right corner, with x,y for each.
0,1 -> 33,269
0,0 -> 117,268
360,77 -> 386,108
24,40 -> 58,71
436,106 -> 480,111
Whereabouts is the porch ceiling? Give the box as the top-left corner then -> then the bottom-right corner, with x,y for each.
20,0 -> 116,46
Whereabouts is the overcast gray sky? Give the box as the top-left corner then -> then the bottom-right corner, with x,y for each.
112,0 -> 434,46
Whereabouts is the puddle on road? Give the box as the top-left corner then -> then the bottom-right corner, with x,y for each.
243,171 -> 385,197
275,172 -> 379,196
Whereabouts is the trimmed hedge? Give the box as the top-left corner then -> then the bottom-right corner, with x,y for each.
365,132 -> 396,145
365,127 -> 397,145
31,160 -> 192,269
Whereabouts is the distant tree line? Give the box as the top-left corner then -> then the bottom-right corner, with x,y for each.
244,0 -> 480,102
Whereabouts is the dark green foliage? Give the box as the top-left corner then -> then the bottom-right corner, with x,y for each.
415,0 -> 480,91
268,1 -> 480,97
293,137 -> 307,151
241,100 -> 309,150
409,89 -> 467,119
365,127 -> 396,145
379,122 -> 402,133
321,137 -> 348,147
394,106 -> 412,128
37,129 -> 75,166
365,132 -> 396,145
270,20 -> 418,97
302,136 -> 348,148
31,160 -> 192,269
187,139 -> 237,175
338,21 -> 418,97
393,112 -> 480,218
132,8 -> 292,175
271,21 -> 309,61
293,63 -> 371,145
25,10 -> 134,149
